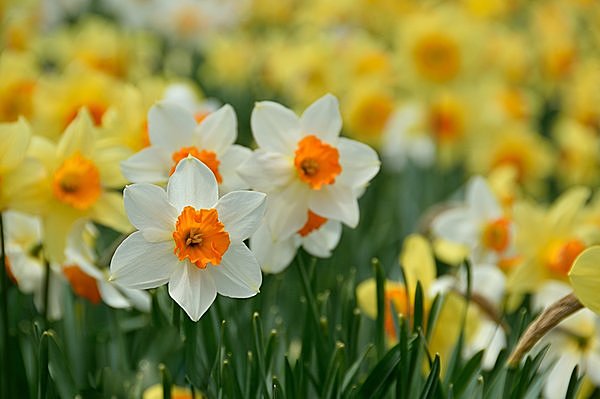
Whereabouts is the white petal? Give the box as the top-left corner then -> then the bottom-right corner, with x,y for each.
431,207 -> 478,247
110,232 -> 178,289
585,349 -> 600,385
470,264 -> 506,306
195,104 -> 237,154
302,220 -> 342,258
215,191 -> 266,241
148,101 -> 196,152
250,223 -> 298,274
299,94 -> 342,144
237,149 -> 294,192
167,156 -> 218,211
218,145 -> 252,193
99,281 -> 132,309
337,138 -> 381,189
168,262 -> 217,321
251,101 -> 301,154
466,176 -> 502,220
308,184 -> 359,228
120,147 -> 172,184
208,242 -> 262,297
124,183 -> 177,242
543,350 -> 581,399
119,285 -> 152,312
266,181 -> 311,240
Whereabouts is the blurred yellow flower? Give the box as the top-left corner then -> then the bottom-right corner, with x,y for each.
28,109 -> 131,262
0,50 -> 37,123
143,384 -> 204,399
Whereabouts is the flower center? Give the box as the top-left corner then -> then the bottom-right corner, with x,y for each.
173,206 -> 230,268
294,135 -> 341,190
297,211 -> 328,237
63,265 -> 101,304
52,152 -> 101,210
428,96 -> 464,142
170,146 -> 222,183
413,32 -> 460,83
545,239 -> 586,277
481,217 -> 511,252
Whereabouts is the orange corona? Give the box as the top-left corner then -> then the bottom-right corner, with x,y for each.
63,265 -> 102,304
52,152 -> 101,210
294,135 -> 341,190
481,218 -> 511,252
297,211 -> 328,237
546,239 -> 586,277
173,206 -> 230,268
170,146 -> 222,183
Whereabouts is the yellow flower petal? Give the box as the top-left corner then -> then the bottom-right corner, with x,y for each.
400,234 -> 435,294
569,246 -> 600,314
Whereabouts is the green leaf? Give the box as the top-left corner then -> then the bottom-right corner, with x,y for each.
357,343 -> 401,398
419,354 -> 441,399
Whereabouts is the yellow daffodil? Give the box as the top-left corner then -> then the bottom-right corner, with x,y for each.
467,123 -> 555,194
33,64 -> 126,140
0,50 -> 37,123
508,187 -> 597,298
553,118 -> 600,187
143,383 -> 204,399
28,109 -> 131,262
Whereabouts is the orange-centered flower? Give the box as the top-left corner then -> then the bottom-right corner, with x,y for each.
481,217 -> 511,252
52,152 -> 101,210
297,211 -> 328,237
545,239 -> 586,277
173,206 -> 230,268
63,265 -> 101,304
412,33 -> 460,83
294,135 -> 341,190
170,146 -> 222,183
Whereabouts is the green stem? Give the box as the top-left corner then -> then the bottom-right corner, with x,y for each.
0,213 -> 9,398
42,258 -> 51,328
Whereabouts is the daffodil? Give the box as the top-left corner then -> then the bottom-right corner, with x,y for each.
143,383 -> 204,399
110,157 -> 266,321
251,212 -> 342,274
64,221 -> 150,311
0,118 -> 45,213
0,50 -> 37,122
432,176 -> 516,265
238,94 -> 380,241
121,101 -> 250,194
3,211 -> 63,320
28,109 -> 131,262
508,187 -> 594,297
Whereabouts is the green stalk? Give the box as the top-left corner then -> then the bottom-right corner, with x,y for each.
0,213 -> 9,398
42,258 -> 51,328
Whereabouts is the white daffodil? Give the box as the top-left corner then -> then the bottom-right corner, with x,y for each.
381,103 -> 435,172
432,176 -> 517,265
110,157 -> 266,321
64,222 -> 150,311
250,212 -> 342,274
3,211 -> 63,320
532,281 -> 600,399
121,101 -> 251,194
238,93 -> 380,241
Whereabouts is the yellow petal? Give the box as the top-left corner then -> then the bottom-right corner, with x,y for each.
355,278 -> 406,320
400,234 -> 435,294
0,117 -> 31,172
57,108 -> 95,160
548,186 -> 590,234
91,192 -> 131,233
432,238 -> 468,266
569,246 -> 600,314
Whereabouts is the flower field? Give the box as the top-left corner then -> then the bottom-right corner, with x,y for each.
1,0 -> 600,398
